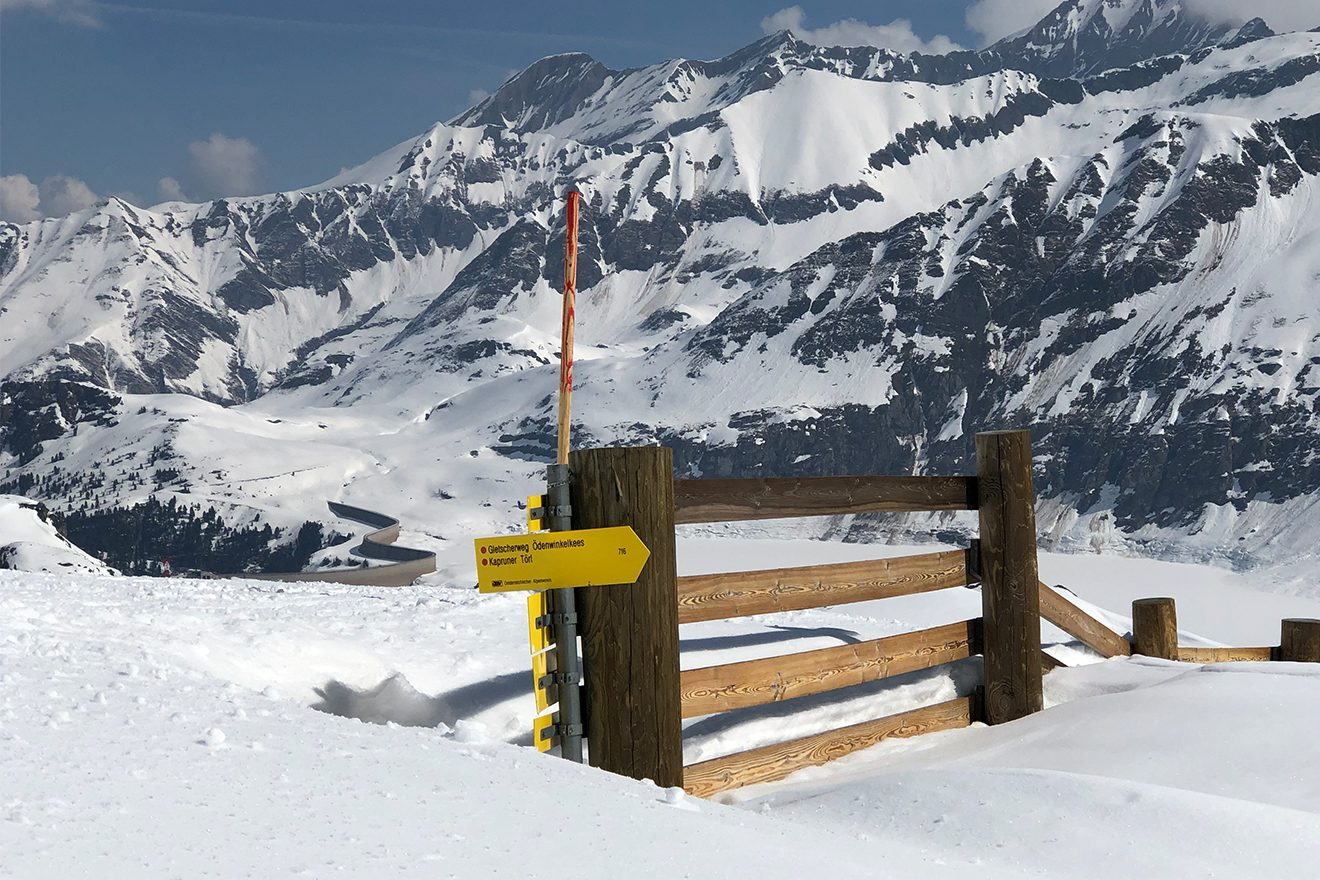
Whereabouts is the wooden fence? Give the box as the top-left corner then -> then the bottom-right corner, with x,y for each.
1038,584 -> 1320,664
564,433 -> 1320,797
567,430 -> 1043,796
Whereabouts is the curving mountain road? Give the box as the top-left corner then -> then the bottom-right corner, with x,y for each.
239,501 -> 436,587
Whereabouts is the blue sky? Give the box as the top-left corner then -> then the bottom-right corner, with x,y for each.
0,0 -> 1003,217
0,0 -> 1297,219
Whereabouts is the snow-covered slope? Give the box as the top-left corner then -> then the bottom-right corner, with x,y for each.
2,0 -> 1320,570
3,540 -> 1319,877
0,495 -> 114,575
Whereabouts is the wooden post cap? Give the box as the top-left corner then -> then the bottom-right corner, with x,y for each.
1131,598 -> 1178,660
1280,618 -> 1320,663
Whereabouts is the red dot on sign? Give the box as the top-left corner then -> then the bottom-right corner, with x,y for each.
480,546 -> 487,554
481,559 -> 488,566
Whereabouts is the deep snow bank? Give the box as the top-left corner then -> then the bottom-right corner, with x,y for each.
0,495 -> 113,575
3,553 -> 1320,877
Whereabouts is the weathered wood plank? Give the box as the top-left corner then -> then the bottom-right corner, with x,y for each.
1176,646 -> 1275,663
682,697 -> 975,798
1132,597 -> 1178,660
680,620 -> 979,718
1038,582 -> 1132,658
676,549 -> 970,624
1040,650 -> 1065,672
572,446 -> 683,787
976,430 -> 1043,724
673,475 -> 977,524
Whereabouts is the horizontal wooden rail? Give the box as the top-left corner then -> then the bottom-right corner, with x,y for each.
680,620 -> 980,718
677,549 -> 971,624
1040,650 -> 1064,672
1038,582 -> 1131,658
673,475 -> 977,524
1176,646 -> 1275,663
683,696 -> 975,798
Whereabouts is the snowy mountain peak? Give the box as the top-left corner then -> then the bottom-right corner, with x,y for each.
454,52 -> 611,133
987,0 -> 1232,77
439,0 -> 1245,150
1221,18 -> 1277,49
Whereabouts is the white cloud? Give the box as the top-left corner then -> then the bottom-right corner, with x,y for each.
0,174 -> 42,222
0,0 -> 101,27
157,176 -> 188,202
1185,0 -> 1320,31
964,0 -> 1059,46
467,88 -> 491,105
965,0 -> 1320,47
38,174 -> 99,215
761,5 -> 963,54
187,133 -> 263,198
0,172 -> 102,222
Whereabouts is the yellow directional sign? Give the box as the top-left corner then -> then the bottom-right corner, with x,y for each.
474,526 -> 651,593
527,591 -> 553,654
531,648 -> 560,712
532,711 -> 558,753
526,494 -> 546,533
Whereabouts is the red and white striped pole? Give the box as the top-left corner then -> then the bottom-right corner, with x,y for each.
555,189 -> 580,466
547,188 -> 584,762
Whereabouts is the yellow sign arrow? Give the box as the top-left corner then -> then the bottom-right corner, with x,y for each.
474,526 -> 651,593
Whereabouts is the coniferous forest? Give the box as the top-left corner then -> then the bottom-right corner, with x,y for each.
49,498 -> 341,576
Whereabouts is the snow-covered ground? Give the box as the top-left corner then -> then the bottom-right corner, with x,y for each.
3,536 -> 1320,877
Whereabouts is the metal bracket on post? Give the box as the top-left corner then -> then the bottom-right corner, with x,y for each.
545,462 -> 584,763
545,464 -> 573,532
534,611 -> 577,630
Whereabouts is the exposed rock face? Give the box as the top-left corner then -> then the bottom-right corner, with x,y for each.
3,0 -> 1320,563
0,381 -> 120,465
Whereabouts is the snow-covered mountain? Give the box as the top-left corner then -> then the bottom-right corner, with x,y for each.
3,0 -> 1320,573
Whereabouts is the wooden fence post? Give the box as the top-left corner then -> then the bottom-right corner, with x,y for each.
569,445 -> 683,787
1280,619 -> 1320,662
975,429 -> 1043,724
1132,598 -> 1178,659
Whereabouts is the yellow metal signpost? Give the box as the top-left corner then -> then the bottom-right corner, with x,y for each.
526,591 -> 553,654
481,522 -> 652,756
532,711 -> 559,753
474,527 -> 650,593
526,590 -> 559,751
531,648 -> 560,712
526,494 -> 545,533
477,189 -> 634,762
